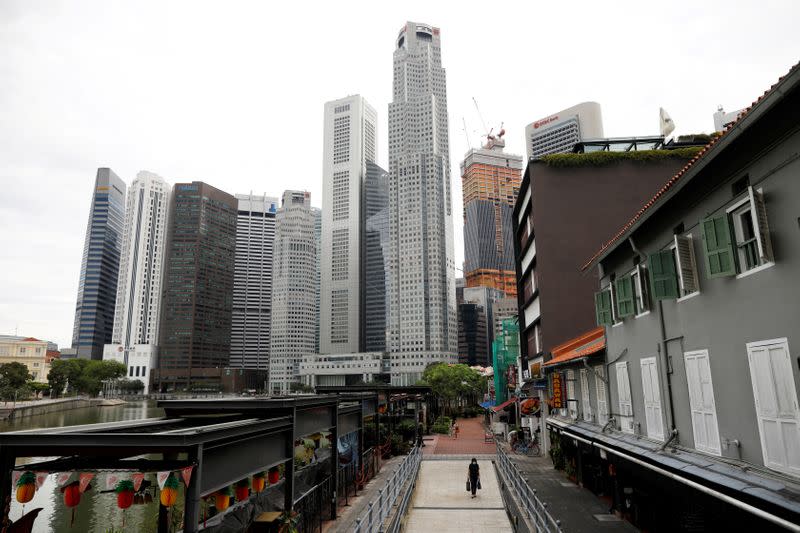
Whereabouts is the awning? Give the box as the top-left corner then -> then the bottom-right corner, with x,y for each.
492,397 -> 517,413
479,400 -> 496,409
544,327 -> 605,368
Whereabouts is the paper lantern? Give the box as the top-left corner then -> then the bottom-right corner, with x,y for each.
252,472 -> 266,493
215,486 -> 234,512
115,480 -> 135,509
234,478 -> 250,501
15,472 -> 35,504
160,475 -> 180,507
268,467 -> 280,485
62,481 -> 82,508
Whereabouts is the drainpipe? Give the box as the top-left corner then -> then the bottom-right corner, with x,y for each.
630,236 -> 678,439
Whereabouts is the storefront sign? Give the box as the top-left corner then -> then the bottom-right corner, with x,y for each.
551,372 -> 564,408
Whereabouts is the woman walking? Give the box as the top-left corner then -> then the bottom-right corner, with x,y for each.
467,458 -> 480,498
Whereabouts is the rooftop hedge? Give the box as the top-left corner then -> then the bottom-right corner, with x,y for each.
539,146 -> 704,168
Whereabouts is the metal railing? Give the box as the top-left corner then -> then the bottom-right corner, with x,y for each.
496,443 -> 562,533
353,445 -> 422,533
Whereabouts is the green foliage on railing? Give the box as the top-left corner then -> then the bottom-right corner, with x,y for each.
540,146 -> 703,168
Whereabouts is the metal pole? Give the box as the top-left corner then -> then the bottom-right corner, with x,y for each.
183,444 -> 203,533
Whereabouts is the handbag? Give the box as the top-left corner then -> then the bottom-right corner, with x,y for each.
477,479 -> 482,490
466,479 -> 471,492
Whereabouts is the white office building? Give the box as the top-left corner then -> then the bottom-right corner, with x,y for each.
524,102 -> 604,160
231,194 -> 278,371
388,22 -> 458,384
103,171 -> 170,392
299,351 -> 389,388
320,95 -> 377,354
269,190 -> 317,394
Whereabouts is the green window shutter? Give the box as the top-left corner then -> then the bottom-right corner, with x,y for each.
648,250 -> 679,300
615,276 -> 635,318
595,290 -> 612,326
701,215 -> 737,277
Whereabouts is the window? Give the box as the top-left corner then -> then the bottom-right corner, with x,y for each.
594,289 -> 613,326
616,362 -> 634,433
614,275 -> 635,318
684,350 -> 721,455
632,264 -> 650,313
567,370 -> 577,420
595,366 -> 609,425
674,235 -> 700,297
648,250 -> 679,300
580,369 -> 592,422
703,186 -> 773,277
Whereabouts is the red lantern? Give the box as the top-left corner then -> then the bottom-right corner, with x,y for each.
62,482 -> 82,508
115,480 -> 135,509
234,479 -> 249,501
252,473 -> 266,493
268,467 -> 280,485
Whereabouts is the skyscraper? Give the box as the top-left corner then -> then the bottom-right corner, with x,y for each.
155,182 -> 237,392
388,22 -> 458,384
102,171 -> 170,391
320,95 -> 377,354
230,194 -> 278,371
72,168 -> 126,360
363,162 -> 391,352
524,102 -> 604,160
269,190 -> 317,394
313,206 -> 322,354
461,133 -> 524,296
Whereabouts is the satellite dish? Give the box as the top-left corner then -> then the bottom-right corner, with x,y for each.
660,107 -> 675,137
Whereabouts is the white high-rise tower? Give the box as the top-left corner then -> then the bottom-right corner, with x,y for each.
269,190 -> 317,394
388,22 -> 458,384
320,95 -> 377,354
103,171 -> 171,392
231,193 -> 278,371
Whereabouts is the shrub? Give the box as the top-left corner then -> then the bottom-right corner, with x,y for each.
431,423 -> 450,435
397,419 -> 417,440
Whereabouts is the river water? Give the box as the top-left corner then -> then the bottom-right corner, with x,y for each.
3,400 -> 168,533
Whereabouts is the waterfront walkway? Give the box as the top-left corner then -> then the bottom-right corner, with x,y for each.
424,416 -> 496,455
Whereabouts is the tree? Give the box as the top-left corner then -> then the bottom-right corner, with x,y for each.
290,382 -> 314,393
48,359 -> 127,397
420,363 -> 485,416
0,362 -> 32,389
117,379 -> 145,394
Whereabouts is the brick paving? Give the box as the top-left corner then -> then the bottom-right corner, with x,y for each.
428,417 -> 496,455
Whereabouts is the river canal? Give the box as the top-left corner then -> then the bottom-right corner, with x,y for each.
3,400 -> 167,532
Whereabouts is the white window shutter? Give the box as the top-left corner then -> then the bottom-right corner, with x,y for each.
596,367 -> 608,425
580,369 -> 593,422
640,357 -> 665,440
748,186 -> 774,262
567,370 -> 577,419
674,234 -> 699,295
616,362 -> 634,433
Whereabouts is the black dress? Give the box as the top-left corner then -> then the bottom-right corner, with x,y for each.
468,463 -> 480,495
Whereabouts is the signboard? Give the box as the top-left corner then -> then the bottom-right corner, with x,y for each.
530,359 -> 543,379
551,372 -> 564,409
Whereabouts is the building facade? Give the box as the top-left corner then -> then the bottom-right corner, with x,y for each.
299,352 -> 389,388
457,302 -> 488,366
546,64 -> 800,531
269,190 -> 317,394
524,102 -> 604,160
102,171 -> 170,386
460,133 -> 524,296
320,95 -> 377,354
71,168 -> 126,359
0,336 -> 54,383
155,182 -> 237,391
313,206 -> 321,355
230,193 -> 278,372
387,21 -> 458,384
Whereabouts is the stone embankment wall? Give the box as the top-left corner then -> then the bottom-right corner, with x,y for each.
0,398 -> 100,421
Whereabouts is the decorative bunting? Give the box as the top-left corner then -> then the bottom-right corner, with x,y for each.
180,466 -> 194,487
56,472 -> 72,487
156,471 -> 171,490
132,473 -> 145,492
105,473 -> 121,491
35,472 -> 48,489
78,473 -> 94,493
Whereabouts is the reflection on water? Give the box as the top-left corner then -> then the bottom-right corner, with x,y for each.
3,400 -> 168,532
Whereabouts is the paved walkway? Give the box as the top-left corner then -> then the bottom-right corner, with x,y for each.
425,417 -> 496,455
506,447 -> 637,532
405,460 -> 512,533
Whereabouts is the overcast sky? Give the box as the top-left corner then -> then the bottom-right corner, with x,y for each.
1,1 -> 798,348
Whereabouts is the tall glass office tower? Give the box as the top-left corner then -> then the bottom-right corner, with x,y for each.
387,22 -> 458,384
72,168 -> 126,359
